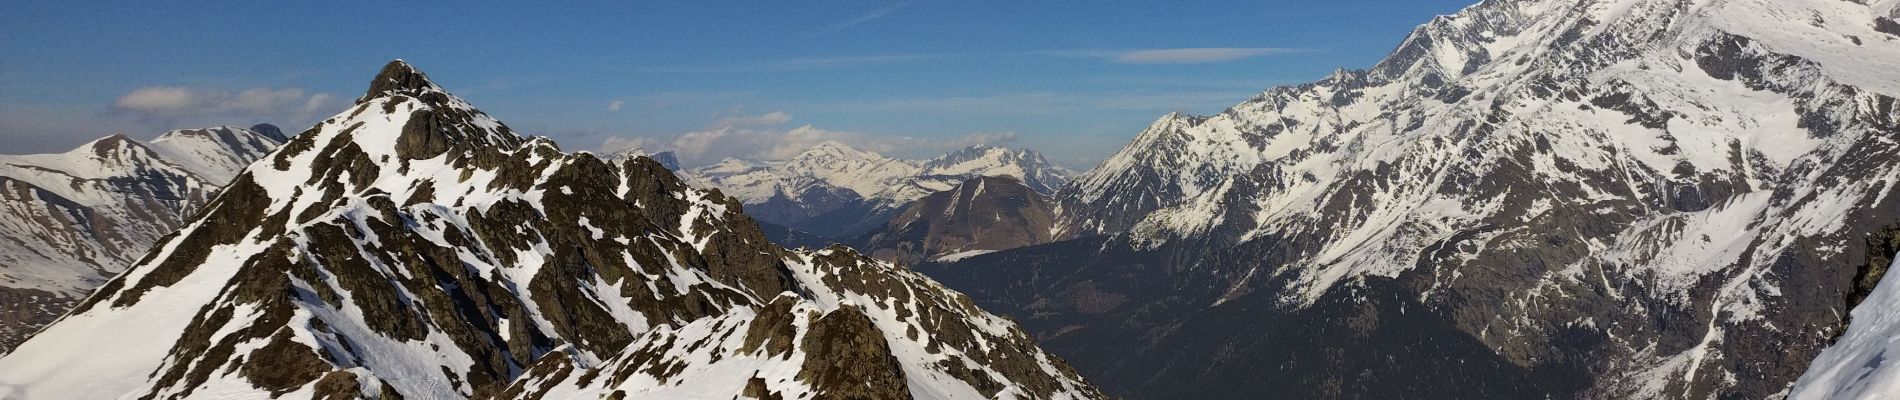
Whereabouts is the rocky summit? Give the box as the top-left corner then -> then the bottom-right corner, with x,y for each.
0,60 -> 1103,400
925,0 -> 1900,398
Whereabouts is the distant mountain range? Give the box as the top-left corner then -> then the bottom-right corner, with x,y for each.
673,142 -> 1071,239
0,125 -> 285,353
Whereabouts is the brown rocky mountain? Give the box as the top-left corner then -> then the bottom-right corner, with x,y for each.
856,175 -> 1057,265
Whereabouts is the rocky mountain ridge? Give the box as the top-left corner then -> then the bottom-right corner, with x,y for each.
926,0 -> 1900,398
0,60 -> 1104,400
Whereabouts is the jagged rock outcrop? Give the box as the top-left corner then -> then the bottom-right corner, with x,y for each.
0,60 -> 1103,400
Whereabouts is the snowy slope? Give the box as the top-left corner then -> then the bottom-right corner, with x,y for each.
0,60 -> 1102,400
145,126 -> 287,183
500,249 -> 1099,400
0,126 -> 283,353
1790,254 -> 1900,400
931,0 -> 1900,398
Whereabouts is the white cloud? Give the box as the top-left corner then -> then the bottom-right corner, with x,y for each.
639,54 -> 963,73
1113,48 -> 1298,64
608,100 -> 625,112
596,111 -> 1020,167
113,86 -> 337,123
813,2 -> 911,35
113,87 -> 195,114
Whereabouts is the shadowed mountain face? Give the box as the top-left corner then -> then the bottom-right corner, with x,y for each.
855,175 -> 1057,265
0,60 -> 1105,400
926,0 -> 1900,398
0,125 -> 285,353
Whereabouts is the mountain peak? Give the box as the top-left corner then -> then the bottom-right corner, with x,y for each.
329,60 -> 525,160
81,134 -> 145,156
943,144 -> 1007,157
91,133 -> 135,146
804,140 -> 863,153
793,141 -> 887,163
360,59 -> 441,102
247,123 -> 288,142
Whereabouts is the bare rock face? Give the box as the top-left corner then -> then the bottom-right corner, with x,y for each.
857,175 -> 1057,265
796,308 -> 909,399
925,0 -> 1900,398
0,60 -> 1104,400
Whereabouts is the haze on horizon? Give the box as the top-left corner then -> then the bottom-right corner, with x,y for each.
0,1 -> 1471,170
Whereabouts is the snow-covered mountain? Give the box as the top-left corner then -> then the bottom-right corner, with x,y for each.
0,60 -> 1103,400
0,125 -> 285,353
855,176 -> 1058,265
926,0 -> 1900,398
915,146 -> 1072,198
679,143 -> 1070,238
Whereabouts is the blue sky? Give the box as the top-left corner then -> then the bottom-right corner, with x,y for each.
1,1 -> 1474,169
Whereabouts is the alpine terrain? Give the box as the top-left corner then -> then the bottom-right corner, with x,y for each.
920,0 -> 1900,398
0,61 -> 1104,399
856,175 -> 1058,265
0,125 -> 286,353
679,143 -> 1070,239
1789,254 -> 1900,400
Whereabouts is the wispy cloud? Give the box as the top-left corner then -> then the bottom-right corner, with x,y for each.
640,54 -> 966,73
1113,48 -> 1299,64
641,48 -> 1308,72
812,1 -> 912,35
1081,76 -> 1300,89
113,86 -> 337,123
607,100 -> 625,112
818,91 -> 1256,115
